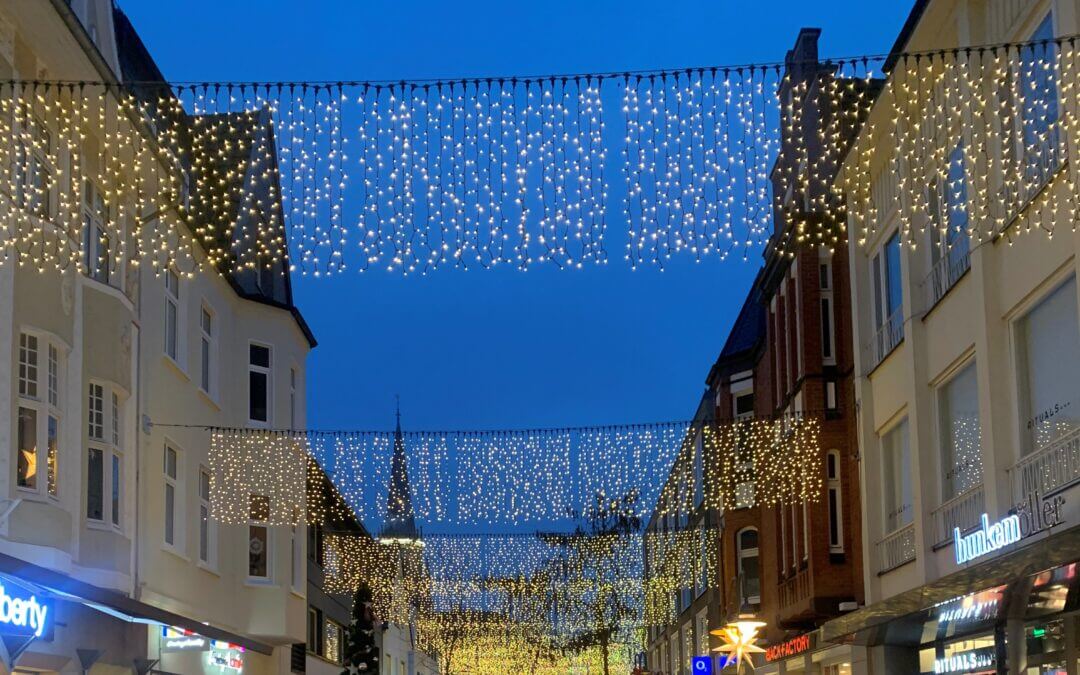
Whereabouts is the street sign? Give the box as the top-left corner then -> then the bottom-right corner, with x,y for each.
692,656 -> 713,674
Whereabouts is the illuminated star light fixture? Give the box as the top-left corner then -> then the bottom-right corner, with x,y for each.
711,616 -> 767,673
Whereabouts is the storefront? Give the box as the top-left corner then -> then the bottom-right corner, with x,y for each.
824,552 -> 1080,674
757,630 -> 859,675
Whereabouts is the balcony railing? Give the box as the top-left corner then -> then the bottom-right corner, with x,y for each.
869,308 -> 904,371
996,119 -> 1069,228
877,522 -> 916,574
925,247 -> 971,310
931,484 -> 985,547
778,567 -> 811,608
1008,425 -> 1080,505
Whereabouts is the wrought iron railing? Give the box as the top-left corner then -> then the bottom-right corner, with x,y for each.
925,247 -> 971,309
1009,425 -> 1080,505
931,483 -> 985,547
995,119 -> 1069,227
778,567 -> 811,608
877,522 -> 916,574
869,308 -> 904,370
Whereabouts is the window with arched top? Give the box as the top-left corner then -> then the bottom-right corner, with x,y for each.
737,527 -> 760,607
827,450 -> 844,553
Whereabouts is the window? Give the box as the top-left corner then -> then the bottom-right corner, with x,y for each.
249,494 -> 271,579
87,382 -> 122,526
289,366 -> 298,429
669,635 -> 679,675
199,306 -> 214,395
307,607 -> 322,655
1020,14 -> 1059,167
734,391 -> 754,420
871,231 -> 904,364
199,467 -> 215,566
47,344 -> 58,407
82,180 -> 110,285
87,447 -> 104,521
827,450 -> 844,553
696,611 -> 709,655
939,362 -> 982,499
826,381 -> 838,410
882,418 -> 912,533
820,254 -> 836,364
928,144 -> 971,305
324,619 -> 344,664
17,408 -> 38,490
1016,277 -> 1080,455
697,527 -> 709,596
164,270 -> 179,361
18,333 -> 38,399
164,444 -> 178,546
15,114 -> 53,219
291,521 -> 303,592
249,344 -> 272,425
737,527 -> 760,607
308,521 -> 324,566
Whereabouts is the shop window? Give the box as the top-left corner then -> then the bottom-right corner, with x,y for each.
938,361 -> 982,499
1016,276 -> 1080,455
882,418 -> 912,533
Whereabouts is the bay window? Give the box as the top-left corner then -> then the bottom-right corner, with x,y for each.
15,332 -> 62,499
1016,276 -> 1080,455
882,418 -> 912,533
938,362 -> 982,498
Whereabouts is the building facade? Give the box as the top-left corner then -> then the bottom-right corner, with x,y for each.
827,0 -> 1080,673
0,1 -> 314,672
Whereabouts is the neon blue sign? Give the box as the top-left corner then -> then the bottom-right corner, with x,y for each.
954,513 -> 1022,565
0,581 -> 50,638
692,656 -> 713,674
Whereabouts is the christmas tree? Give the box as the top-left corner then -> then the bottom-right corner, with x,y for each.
340,584 -> 380,674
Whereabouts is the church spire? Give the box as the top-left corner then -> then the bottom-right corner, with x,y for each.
381,396 -> 419,542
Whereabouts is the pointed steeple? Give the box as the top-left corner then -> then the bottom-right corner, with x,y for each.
381,396 -> 419,542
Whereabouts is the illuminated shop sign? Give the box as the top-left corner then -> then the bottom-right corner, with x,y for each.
0,580 -> 51,638
933,648 -> 994,674
954,514 -> 1021,565
764,633 -> 813,662
161,626 -> 210,652
933,586 -> 1004,626
208,639 -> 244,673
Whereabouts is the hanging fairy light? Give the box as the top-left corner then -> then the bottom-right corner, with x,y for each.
205,415 -> 823,527
1,33 -> 1073,275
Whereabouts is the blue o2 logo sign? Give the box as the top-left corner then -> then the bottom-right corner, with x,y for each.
692,656 -> 713,674
0,580 -> 51,638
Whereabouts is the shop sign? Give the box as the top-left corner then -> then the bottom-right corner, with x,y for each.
0,579 -> 51,638
934,586 -> 1004,626
953,513 -> 1022,565
161,626 -> 210,652
764,633 -> 813,663
1013,489 -> 1065,537
691,655 -> 713,673
932,647 -> 994,674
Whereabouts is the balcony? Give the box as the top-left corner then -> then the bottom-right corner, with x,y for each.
869,308 -> 904,371
995,119 -> 1069,229
1008,426 -> 1080,505
931,484 -> 985,548
778,567 -> 811,608
924,246 -> 970,310
877,522 -> 916,574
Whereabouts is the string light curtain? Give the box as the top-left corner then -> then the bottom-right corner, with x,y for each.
205,415 -> 822,527
4,34 -> 1076,275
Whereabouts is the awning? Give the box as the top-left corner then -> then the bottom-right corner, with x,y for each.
0,552 -> 274,655
821,525 -> 1080,645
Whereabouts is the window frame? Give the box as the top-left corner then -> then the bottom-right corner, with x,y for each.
820,252 -> 837,365
163,442 -> 180,549
198,465 -> 217,569
248,342 -> 273,427
16,331 -> 64,501
14,113 -> 54,220
881,417 -> 913,534
199,302 -> 216,398
323,617 -> 344,664
827,449 -> 844,553
82,179 -> 115,288
164,269 -> 181,364
936,359 -> 982,500
86,380 -> 124,530
248,493 -> 272,582
736,526 -> 760,607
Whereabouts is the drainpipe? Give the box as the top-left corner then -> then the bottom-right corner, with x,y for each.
132,253 -> 144,603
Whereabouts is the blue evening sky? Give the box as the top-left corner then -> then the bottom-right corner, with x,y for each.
120,1 -> 910,431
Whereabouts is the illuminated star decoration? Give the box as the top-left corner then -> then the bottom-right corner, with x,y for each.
711,619 -> 766,672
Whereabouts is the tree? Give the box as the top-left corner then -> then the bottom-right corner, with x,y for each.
542,489 -> 642,675
341,584 -> 380,674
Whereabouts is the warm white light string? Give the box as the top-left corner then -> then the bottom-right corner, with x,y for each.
2,35 -> 1075,275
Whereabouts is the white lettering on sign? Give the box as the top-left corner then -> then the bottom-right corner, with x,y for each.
954,513 -> 1022,565
0,582 -> 49,637
934,650 -> 994,673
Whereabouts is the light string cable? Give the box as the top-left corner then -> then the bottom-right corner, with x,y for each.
2,34 -> 1077,275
